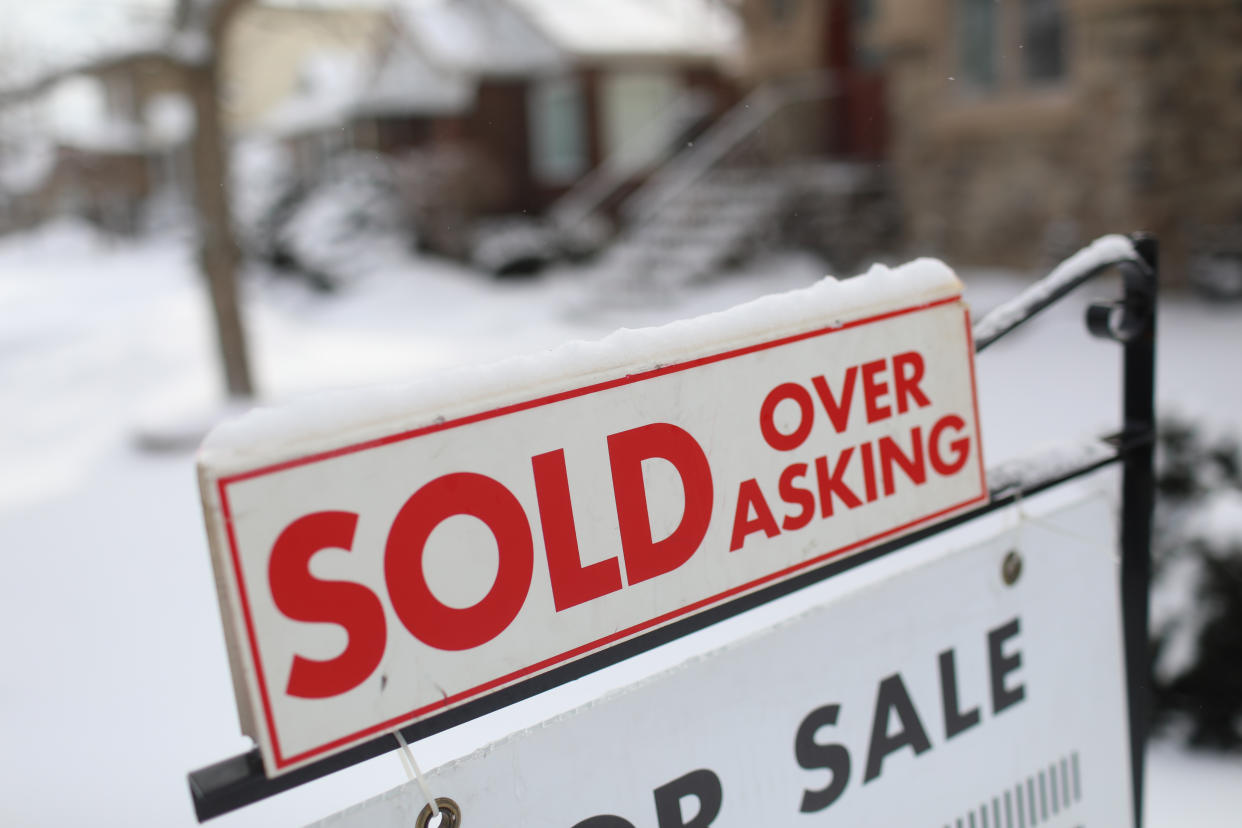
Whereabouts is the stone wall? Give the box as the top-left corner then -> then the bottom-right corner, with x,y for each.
873,0 -> 1242,279
737,0 -> 830,82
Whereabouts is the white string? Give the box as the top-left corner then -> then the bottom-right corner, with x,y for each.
394,729 -> 440,820
1012,489 -> 1027,547
396,739 -> 416,780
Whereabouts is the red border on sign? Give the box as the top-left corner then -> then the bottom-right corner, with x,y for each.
216,296 -> 988,771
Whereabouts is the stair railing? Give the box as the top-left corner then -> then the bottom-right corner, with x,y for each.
621,71 -> 837,229
548,87 -> 715,234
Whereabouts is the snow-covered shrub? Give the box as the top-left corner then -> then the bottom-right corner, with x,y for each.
1151,413 -> 1242,748
241,145 -> 409,291
1189,252 -> 1242,301
232,137 -> 295,250
552,211 -> 612,262
1187,224 -> 1242,301
272,152 -> 407,288
469,217 -> 557,276
469,211 -> 613,277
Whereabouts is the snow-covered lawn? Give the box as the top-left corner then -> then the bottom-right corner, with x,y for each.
1,222 -> 1238,826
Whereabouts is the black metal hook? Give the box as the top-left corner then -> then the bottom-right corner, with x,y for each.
1085,236 -> 1157,345
1085,296 -> 1146,343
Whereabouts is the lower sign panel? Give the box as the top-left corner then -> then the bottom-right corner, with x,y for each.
309,490 -> 1132,827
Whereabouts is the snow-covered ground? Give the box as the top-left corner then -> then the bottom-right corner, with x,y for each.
1,221 -> 1239,826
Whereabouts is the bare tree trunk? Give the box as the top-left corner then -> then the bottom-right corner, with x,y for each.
187,57 -> 253,398
0,2 -> 258,398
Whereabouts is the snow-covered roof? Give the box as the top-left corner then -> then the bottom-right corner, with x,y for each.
507,0 -> 740,62
261,0 -> 393,7
387,0 -> 739,84
4,0 -> 740,142
353,35 -> 476,117
396,0 -> 738,72
400,0 -> 566,78
3,0 -> 172,87
43,74 -> 162,154
2,1 -> 388,95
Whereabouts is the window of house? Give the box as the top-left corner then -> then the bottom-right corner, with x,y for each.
1021,0 -> 1065,83
601,70 -> 680,176
852,0 -> 881,69
528,75 -> 588,185
959,0 -> 999,89
769,0 -> 798,24
959,0 -> 1067,92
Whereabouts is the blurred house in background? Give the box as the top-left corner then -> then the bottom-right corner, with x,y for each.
256,0 -> 739,259
737,0 -> 886,160
1,52 -> 193,235
868,0 -> 1242,285
0,0 -> 384,236
573,0 -> 898,291
4,0 -> 1239,288
731,0 -> 1242,286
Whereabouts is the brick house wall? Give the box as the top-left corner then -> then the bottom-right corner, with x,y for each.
872,0 -> 1242,276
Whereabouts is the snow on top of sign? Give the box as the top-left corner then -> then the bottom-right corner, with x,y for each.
972,234 -> 1140,347
199,258 -> 961,469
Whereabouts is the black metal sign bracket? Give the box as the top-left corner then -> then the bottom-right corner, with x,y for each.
189,234 -> 1158,825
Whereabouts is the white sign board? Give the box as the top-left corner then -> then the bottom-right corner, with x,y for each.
198,262 -> 986,775
310,492 -> 1132,828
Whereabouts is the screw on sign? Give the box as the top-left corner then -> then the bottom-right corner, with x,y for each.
1002,550 -> 1023,586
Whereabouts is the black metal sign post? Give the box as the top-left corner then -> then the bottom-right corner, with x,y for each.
1117,236 -> 1157,827
973,233 -> 1157,826
189,235 -> 1158,826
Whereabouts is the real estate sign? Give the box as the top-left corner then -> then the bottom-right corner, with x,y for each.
307,492 -> 1132,828
196,261 -> 986,776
